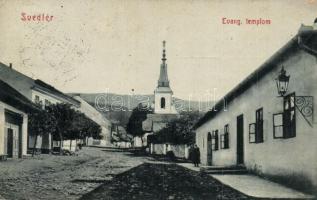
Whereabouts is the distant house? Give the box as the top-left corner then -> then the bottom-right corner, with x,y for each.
194,22 -> 317,192
0,62 -> 80,153
111,124 -> 132,148
71,95 -> 112,145
0,80 -> 38,159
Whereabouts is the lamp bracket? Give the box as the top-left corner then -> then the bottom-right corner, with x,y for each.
293,96 -> 314,127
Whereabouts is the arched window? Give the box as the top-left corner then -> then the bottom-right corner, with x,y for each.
161,97 -> 166,109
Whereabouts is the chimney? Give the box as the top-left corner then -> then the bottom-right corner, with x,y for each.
9,63 -> 12,69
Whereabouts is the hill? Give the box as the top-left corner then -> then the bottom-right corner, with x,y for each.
69,93 -> 212,126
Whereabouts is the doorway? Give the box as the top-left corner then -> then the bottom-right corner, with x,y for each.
207,132 -> 212,165
236,114 -> 244,165
5,111 -> 23,158
7,128 -> 13,157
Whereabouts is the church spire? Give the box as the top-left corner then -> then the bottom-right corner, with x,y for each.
162,40 -> 166,63
158,41 -> 170,87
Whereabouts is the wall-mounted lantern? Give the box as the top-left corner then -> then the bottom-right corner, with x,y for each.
274,66 -> 314,127
275,66 -> 290,97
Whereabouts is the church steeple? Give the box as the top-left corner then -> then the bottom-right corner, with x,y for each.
154,41 -> 176,114
162,40 -> 167,63
158,41 -> 170,87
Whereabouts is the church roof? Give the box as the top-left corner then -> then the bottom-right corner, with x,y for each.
155,86 -> 173,93
142,113 -> 180,132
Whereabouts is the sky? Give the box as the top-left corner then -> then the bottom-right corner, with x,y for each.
0,0 -> 316,101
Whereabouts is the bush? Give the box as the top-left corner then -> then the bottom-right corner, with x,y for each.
166,150 -> 176,161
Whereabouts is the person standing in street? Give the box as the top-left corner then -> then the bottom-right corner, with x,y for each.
192,144 -> 200,167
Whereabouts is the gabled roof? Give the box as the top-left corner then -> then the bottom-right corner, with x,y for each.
72,95 -> 111,127
33,79 -> 80,106
0,62 -> 80,107
194,27 -> 317,130
0,80 -> 39,113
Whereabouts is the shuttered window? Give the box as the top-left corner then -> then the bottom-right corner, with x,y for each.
273,113 -> 284,138
283,93 -> 296,138
221,124 -> 229,149
211,130 -> 219,151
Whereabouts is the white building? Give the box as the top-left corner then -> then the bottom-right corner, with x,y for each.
0,63 -> 80,153
141,41 -> 180,153
140,41 -> 179,148
154,41 -> 177,114
112,125 -> 132,148
72,95 -> 112,146
195,22 -> 317,193
0,80 -> 38,159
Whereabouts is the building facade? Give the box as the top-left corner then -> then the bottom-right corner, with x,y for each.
72,95 -> 112,146
0,63 -> 80,153
195,23 -> 317,192
0,80 -> 38,159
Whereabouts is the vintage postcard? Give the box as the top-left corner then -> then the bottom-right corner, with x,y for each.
0,0 -> 316,199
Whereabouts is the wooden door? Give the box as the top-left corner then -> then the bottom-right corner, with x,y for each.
7,128 -> 13,157
12,126 -> 19,157
236,115 -> 244,165
207,132 -> 212,165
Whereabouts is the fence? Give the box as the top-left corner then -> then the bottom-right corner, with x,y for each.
53,139 -> 80,152
150,143 -> 190,159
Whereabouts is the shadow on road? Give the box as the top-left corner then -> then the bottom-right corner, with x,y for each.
80,163 -> 249,200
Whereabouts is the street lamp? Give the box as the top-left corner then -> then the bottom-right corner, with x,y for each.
275,66 -> 290,97
274,66 -> 314,127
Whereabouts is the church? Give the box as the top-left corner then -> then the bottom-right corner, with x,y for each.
141,41 -> 179,146
153,41 -> 178,115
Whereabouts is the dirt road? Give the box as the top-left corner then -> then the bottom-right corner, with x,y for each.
0,147 -> 248,200
81,163 -> 248,200
0,147 -> 149,200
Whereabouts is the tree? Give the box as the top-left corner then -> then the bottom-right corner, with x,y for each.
152,111 -> 202,145
48,103 -> 103,152
29,103 -> 102,155
28,109 -> 57,156
71,112 -> 102,139
126,103 -> 151,144
47,103 -> 76,154
85,120 -> 102,139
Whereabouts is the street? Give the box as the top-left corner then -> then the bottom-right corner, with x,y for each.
0,147 -> 147,200
81,162 -> 248,200
0,147 -> 249,200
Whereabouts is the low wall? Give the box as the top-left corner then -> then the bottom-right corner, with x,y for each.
62,140 -> 77,152
114,142 -> 132,148
150,143 -> 190,159
151,144 -> 165,155
53,140 -> 78,152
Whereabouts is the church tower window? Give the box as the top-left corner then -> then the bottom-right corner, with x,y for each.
161,97 -> 166,109
154,41 -> 177,114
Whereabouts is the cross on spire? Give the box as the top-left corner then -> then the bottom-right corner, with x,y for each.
158,40 -> 170,87
162,40 -> 166,62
